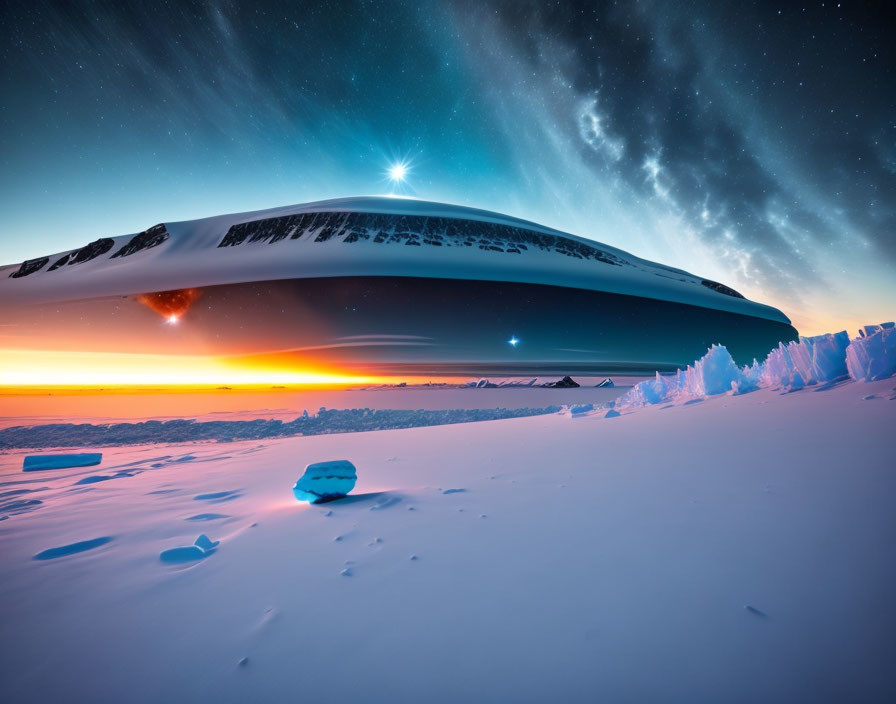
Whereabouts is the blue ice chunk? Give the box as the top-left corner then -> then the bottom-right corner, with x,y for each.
34,536 -> 112,560
159,534 -> 219,563
159,545 -> 207,563
569,403 -> 594,416
293,460 -> 357,503
605,409 -> 621,418
847,324 -> 896,381
194,534 -> 219,551
23,453 -> 102,472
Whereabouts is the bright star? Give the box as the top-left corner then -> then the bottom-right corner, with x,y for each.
388,162 -> 408,183
166,314 -> 179,325
508,336 -> 519,347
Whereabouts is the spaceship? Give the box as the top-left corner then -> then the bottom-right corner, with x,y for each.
0,196 -> 798,379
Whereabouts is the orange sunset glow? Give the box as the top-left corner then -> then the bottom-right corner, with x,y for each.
0,348 -> 380,389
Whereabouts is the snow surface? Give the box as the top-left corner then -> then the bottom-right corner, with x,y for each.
0,381 -> 636,430
1,375 -> 894,702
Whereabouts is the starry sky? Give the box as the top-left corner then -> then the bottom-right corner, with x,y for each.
1,0 -> 893,334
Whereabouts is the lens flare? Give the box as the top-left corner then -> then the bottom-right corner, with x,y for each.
388,162 -> 408,183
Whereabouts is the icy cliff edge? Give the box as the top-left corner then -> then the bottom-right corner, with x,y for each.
616,322 -> 895,410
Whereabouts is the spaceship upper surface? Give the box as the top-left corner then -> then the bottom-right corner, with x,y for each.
1,196 -> 790,325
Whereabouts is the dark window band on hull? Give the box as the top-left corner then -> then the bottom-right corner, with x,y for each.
8,225 -> 168,279
218,211 -> 629,266
701,279 -> 745,299
48,254 -> 70,271
9,256 -> 49,278
48,238 -> 116,271
112,224 -> 169,258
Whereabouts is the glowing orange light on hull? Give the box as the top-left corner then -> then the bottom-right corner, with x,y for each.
137,288 -> 202,320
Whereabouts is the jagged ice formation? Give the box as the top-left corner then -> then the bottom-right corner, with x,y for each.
616,323 -> 895,411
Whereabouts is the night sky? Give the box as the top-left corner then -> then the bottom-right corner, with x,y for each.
1,0 -> 893,334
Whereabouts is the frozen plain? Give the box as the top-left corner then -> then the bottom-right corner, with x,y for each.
0,374 -> 894,702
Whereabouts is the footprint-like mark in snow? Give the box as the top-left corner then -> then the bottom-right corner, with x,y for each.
744,604 -> 768,619
75,475 -> 113,485
143,454 -> 229,470
369,496 -> 401,511
193,490 -> 243,503
34,536 -> 112,560
442,488 -> 466,495
186,513 -> 231,522
0,498 -> 43,518
177,455 -> 232,465
0,488 -> 40,498
253,606 -> 280,634
112,455 -> 172,470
